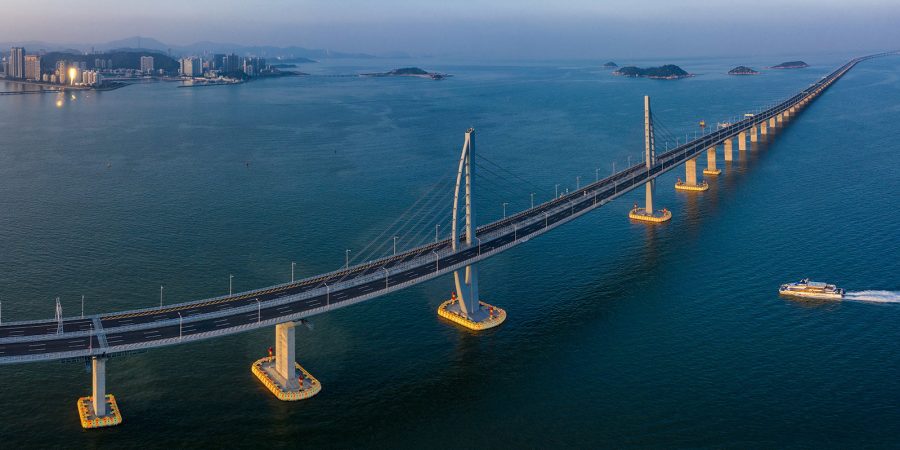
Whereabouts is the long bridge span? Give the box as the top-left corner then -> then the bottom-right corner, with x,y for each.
1,52 -> 894,428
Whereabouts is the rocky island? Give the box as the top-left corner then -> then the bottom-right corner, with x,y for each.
728,66 -> 759,75
771,61 -> 809,69
613,64 -> 691,79
360,67 -> 449,80
603,61 -> 618,68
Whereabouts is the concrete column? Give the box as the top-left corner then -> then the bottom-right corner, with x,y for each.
769,117 -> 776,128
724,139 -> 733,161
738,132 -> 747,150
706,146 -> 718,173
92,357 -> 106,417
777,113 -> 783,124
275,322 -> 299,390
685,158 -> 697,185
750,126 -> 758,142
645,179 -> 654,213
760,121 -> 767,135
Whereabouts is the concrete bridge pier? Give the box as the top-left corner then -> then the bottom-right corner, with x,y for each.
738,132 -> 747,151
750,126 -> 758,143
629,96 -> 672,223
438,128 -> 506,330
703,146 -> 721,175
76,356 -> 122,429
769,117 -> 777,129
724,138 -> 734,161
760,121 -> 768,136
777,113 -> 784,125
675,156 -> 709,191
251,322 -> 321,401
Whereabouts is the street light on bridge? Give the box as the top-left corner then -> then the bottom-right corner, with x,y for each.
345,250 -> 351,269
502,202 -> 508,219
555,183 -> 560,198
229,275 -> 233,296
160,286 -> 164,308
291,261 -> 296,283
393,236 -> 398,256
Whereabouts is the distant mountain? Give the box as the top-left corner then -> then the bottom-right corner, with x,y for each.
602,61 -> 618,68
97,36 -> 171,52
40,50 -> 179,72
2,36 -> 376,59
99,36 -> 374,59
613,64 -> 691,79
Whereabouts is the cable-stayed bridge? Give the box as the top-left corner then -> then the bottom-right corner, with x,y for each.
0,52 -> 893,428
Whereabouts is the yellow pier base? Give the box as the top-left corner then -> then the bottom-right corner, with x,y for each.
702,168 -> 721,176
438,299 -> 506,331
251,357 -> 322,401
675,181 -> 709,191
628,207 -> 672,223
76,395 -> 122,429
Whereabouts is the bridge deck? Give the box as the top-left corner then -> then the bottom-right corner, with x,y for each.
1,53 -> 890,364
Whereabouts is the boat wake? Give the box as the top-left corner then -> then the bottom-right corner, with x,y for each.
843,291 -> 900,304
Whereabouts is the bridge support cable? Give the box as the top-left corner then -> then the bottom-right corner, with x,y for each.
437,128 -> 506,331
342,170 -> 457,270
629,96 -> 672,223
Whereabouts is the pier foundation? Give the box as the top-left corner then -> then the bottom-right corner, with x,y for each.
724,139 -> 733,161
251,322 -> 321,401
703,146 -> 721,175
769,117 -> 776,128
738,132 -> 747,150
76,357 -> 122,429
676,157 -> 708,191
750,126 -> 758,143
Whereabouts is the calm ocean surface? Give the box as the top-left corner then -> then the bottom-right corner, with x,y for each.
1,53 -> 898,448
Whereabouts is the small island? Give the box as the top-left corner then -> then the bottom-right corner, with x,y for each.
613,64 -> 691,79
771,61 -> 809,69
360,67 -> 449,80
602,61 -> 618,68
728,66 -> 759,75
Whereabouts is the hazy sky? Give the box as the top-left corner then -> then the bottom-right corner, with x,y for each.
4,0 -> 899,58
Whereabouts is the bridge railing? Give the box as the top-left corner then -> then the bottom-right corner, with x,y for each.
0,53 -> 876,349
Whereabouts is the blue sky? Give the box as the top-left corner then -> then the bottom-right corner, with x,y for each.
4,0 -> 899,58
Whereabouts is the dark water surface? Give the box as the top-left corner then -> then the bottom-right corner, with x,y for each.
1,54 -> 898,448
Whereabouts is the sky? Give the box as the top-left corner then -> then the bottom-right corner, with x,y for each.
3,0 -> 899,58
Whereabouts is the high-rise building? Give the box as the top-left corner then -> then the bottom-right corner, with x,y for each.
180,57 -> 202,77
140,56 -> 154,74
242,57 -> 266,76
222,53 -> 240,73
24,55 -> 41,80
55,60 -> 68,84
8,47 -> 25,79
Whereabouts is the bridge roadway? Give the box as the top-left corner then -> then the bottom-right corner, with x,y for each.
0,53 -> 889,364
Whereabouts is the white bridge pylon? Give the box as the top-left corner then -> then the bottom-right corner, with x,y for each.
439,128 -> 506,330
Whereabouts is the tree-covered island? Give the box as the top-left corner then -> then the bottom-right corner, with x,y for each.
613,64 -> 691,79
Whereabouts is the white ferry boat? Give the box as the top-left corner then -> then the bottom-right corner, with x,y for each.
779,278 -> 845,300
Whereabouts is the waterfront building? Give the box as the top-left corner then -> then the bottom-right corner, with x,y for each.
180,57 -> 202,77
25,55 -> 41,80
140,56 -> 154,74
8,47 -> 25,79
222,53 -> 241,73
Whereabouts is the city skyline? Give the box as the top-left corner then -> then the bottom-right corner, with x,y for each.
1,0 -> 899,59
